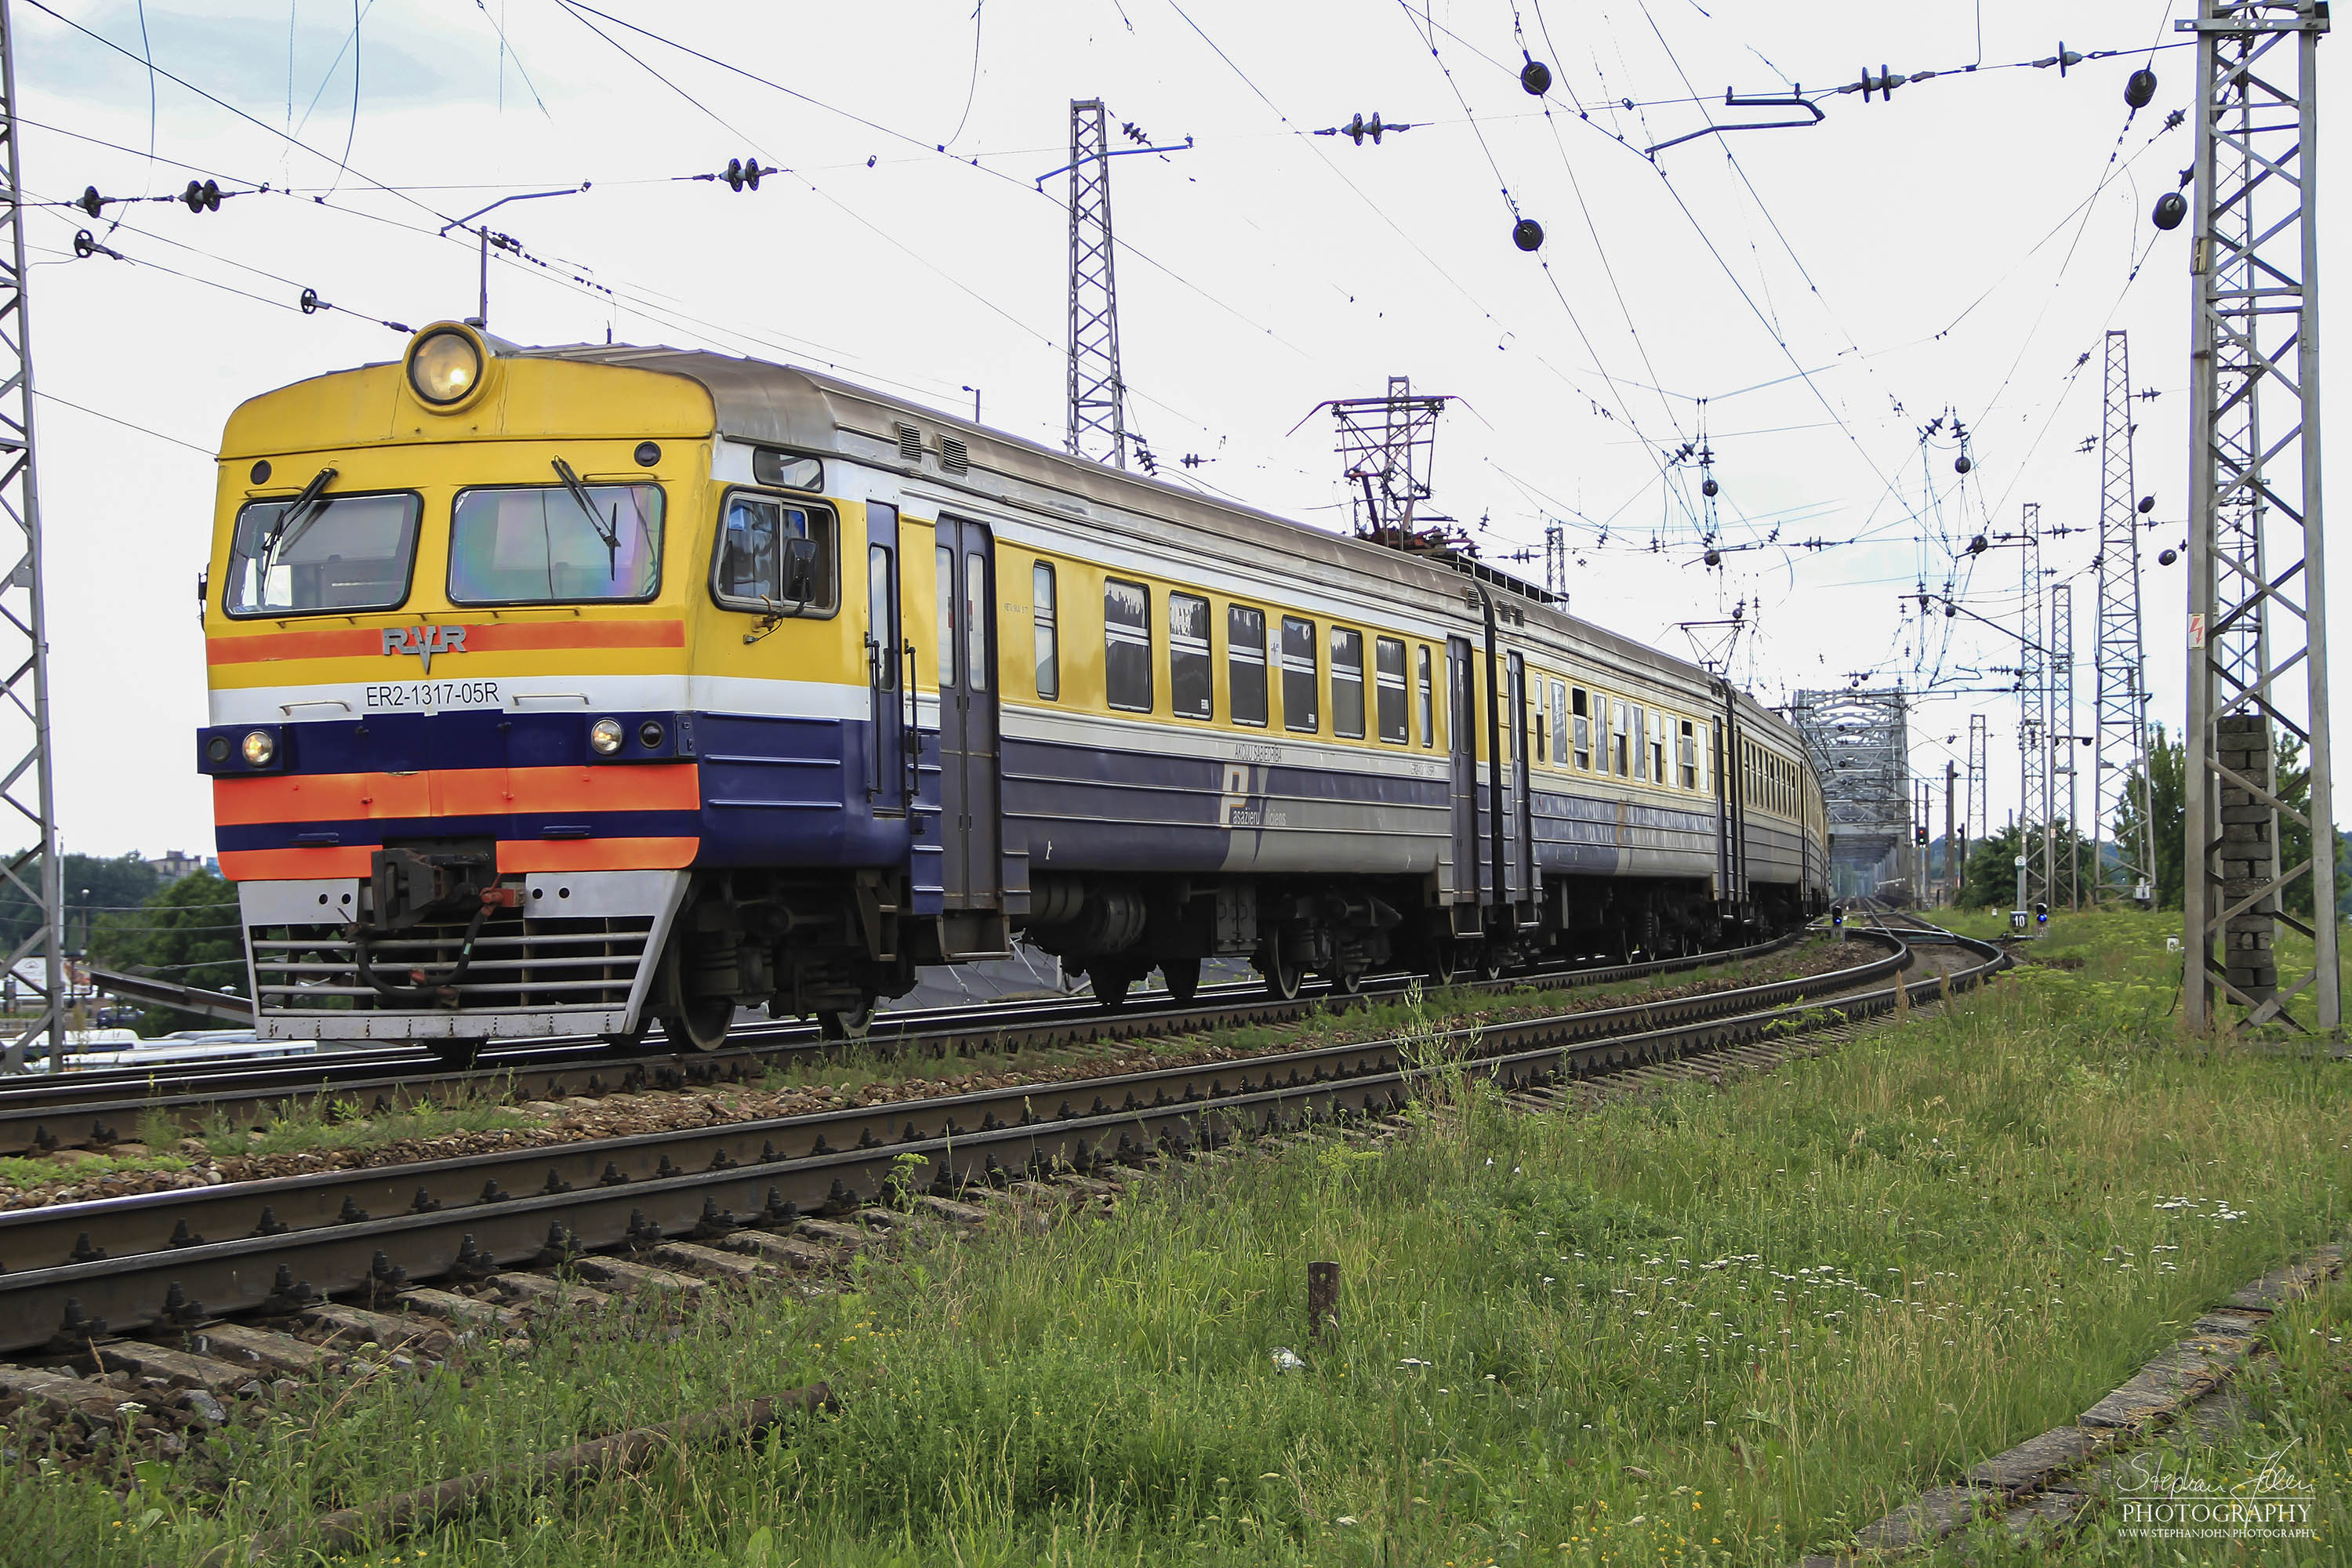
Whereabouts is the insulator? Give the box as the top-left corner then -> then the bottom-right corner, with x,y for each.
72,229 -> 93,259
181,178 -> 220,212
2152,191 -> 2187,231
1511,216 -> 1544,252
1955,455 -> 1973,475
2125,67 -> 2158,110
1968,535 -> 1987,555
1943,604 -> 1957,619
76,186 -> 101,217
1704,549 -> 1721,568
725,157 -> 745,191
744,156 -> 762,191
2137,495 -> 2156,514
299,287 -> 320,314
1701,477 -> 1719,498
2158,548 -> 2179,567
1520,56 -> 1552,96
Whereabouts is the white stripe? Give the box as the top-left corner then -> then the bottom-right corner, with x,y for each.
210,673 -> 870,726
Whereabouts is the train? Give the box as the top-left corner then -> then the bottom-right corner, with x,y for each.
198,322 -> 1829,1058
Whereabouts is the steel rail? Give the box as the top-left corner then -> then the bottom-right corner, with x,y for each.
0,931 -> 2010,1355
0,935 -> 1802,1156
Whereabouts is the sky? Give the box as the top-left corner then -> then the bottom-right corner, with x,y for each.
6,0 -> 2342,862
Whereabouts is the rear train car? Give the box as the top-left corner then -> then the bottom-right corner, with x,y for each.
198,327 -> 1826,1053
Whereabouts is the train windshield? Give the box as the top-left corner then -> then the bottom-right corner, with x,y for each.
448,482 -> 663,604
224,490 -> 420,617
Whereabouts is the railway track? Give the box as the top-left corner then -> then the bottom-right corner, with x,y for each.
0,934 -> 1806,1157
0,922 -> 2007,1358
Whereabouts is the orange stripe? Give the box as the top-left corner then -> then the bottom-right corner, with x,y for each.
497,837 -> 699,873
207,619 -> 686,666
220,847 -> 376,881
223,836 -> 699,883
214,764 -> 699,826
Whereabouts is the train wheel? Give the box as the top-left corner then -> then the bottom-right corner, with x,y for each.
1425,939 -> 1462,987
1328,967 -> 1363,996
1479,947 -> 1506,982
1261,935 -> 1304,1002
818,1000 -> 876,1042
659,1000 -> 732,1053
1161,957 -> 1202,1007
1088,965 -> 1134,1012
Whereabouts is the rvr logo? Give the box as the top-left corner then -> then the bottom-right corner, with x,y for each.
380,624 -> 470,674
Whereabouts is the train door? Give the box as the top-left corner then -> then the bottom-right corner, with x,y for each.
866,504 -> 906,812
1446,637 -> 1479,906
933,517 -> 1002,919
1508,651 -> 1534,907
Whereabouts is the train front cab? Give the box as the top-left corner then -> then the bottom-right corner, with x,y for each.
201,328 -> 916,1054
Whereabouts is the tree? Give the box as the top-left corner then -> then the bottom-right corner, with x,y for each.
1958,825 -> 2025,909
88,871 -> 245,1033
2111,724 -> 2186,909
0,851 -> 162,959
2114,723 -> 2320,917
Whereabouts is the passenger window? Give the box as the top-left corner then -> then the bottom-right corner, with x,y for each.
1331,628 -> 1365,739
1417,645 -> 1434,748
1613,701 -> 1630,776
1374,637 -> 1407,744
964,548 -> 989,692
1679,719 -> 1697,789
1551,681 -> 1566,764
1229,605 -> 1269,727
1281,616 -> 1319,733
867,546 -> 897,691
1633,706 -> 1650,782
1572,688 -> 1591,770
1033,562 -> 1058,700
1105,578 -> 1152,713
1171,593 -> 1212,720
935,545 -> 956,685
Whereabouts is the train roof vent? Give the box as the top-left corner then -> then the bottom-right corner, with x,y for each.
938,435 -> 969,474
894,423 -> 923,465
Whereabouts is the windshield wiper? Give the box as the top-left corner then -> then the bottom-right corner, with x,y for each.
550,457 -> 622,580
255,466 -> 339,577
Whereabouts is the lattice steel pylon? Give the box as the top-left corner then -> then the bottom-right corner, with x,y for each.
2052,582 -> 2079,908
2016,503 -> 2051,911
2092,329 -> 2157,906
1966,713 -> 1988,841
0,0 -> 63,1074
1065,99 -> 1131,468
2180,0 -> 2336,1030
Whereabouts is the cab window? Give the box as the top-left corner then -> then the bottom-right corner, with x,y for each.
707,492 -> 836,615
226,490 -> 420,617
452,482 -> 666,606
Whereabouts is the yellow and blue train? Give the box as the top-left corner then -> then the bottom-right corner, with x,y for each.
199,323 -> 1828,1055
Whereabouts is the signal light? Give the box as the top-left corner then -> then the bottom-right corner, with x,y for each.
2034,901 -> 2049,926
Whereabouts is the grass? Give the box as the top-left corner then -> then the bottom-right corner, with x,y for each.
5,910 -> 2347,1566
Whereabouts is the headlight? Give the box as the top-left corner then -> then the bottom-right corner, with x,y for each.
408,328 -> 482,405
589,718 -> 625,756
241,729 -> 276,767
